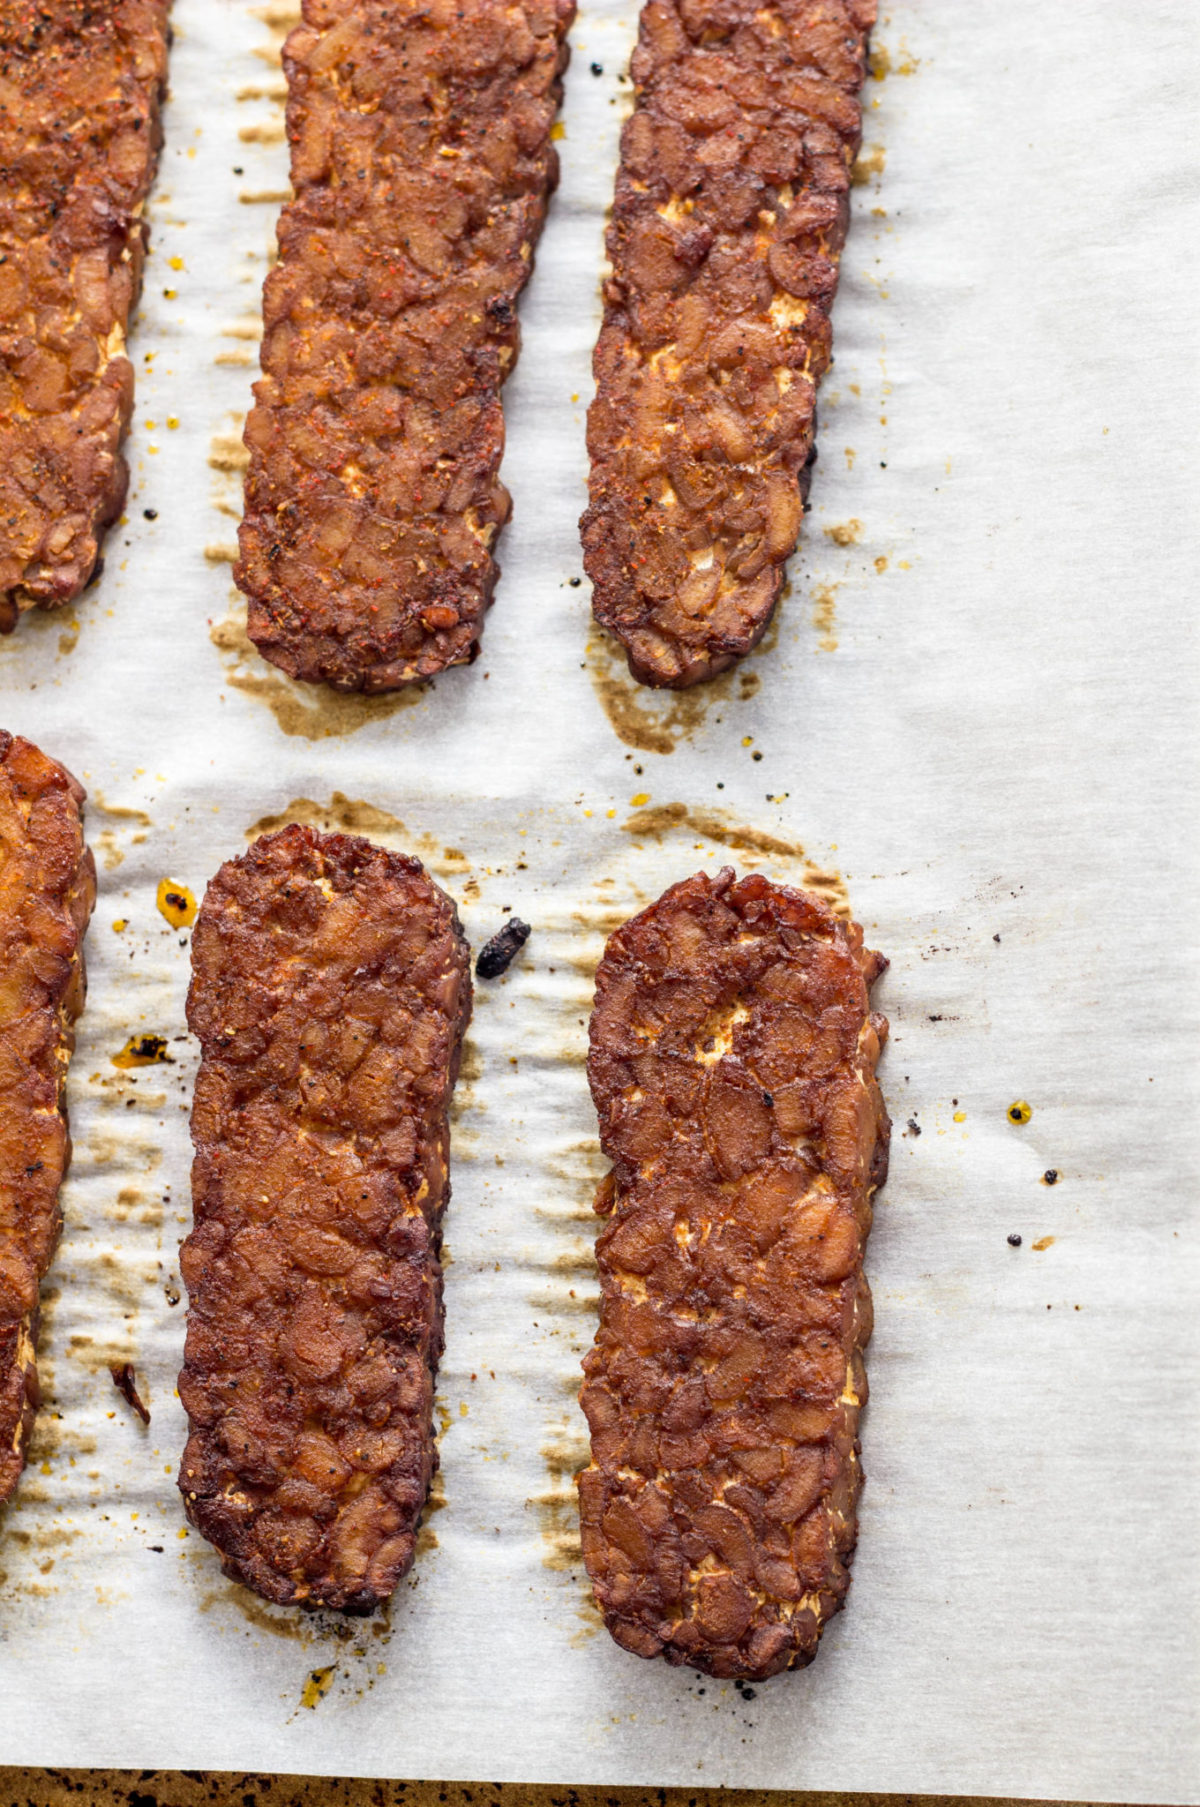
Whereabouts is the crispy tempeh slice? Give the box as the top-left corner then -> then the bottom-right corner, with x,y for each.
235,0 -> 575,693
178,827 -> 471,1611
0,733 -> 95,1506
0,1 -> 170,628
581,0 -> 875,688
578,868 -> 889,1678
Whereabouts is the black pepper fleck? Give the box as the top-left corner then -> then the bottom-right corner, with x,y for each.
1008,1233 -> 1022,1247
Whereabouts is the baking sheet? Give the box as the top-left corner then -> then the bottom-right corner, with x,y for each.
0,0 -> 1196,1797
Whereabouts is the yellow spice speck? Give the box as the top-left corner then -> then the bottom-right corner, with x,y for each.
156,878 -> 197,929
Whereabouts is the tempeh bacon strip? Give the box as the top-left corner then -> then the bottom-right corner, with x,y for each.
0,733 -> 95,1506
235,0 -> 575,692
178,826 -> 471,1611
0,0 -> 170,628
582,0 -> 875,687
579,868 -> 889,1678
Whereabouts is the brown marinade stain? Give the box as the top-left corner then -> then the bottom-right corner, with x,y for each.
620,804 -> 851,916
211,608 -> 428,740
622,801 -> 804,860
586,616 -> 784,754
414,1468 -> 447,1557
851,142 -> 886,186
533,1427 -> 590,1574
199,1582 -> 314,1644
585,631 -> 712,754
812,580 -> 839,651
246,792 -> 406,841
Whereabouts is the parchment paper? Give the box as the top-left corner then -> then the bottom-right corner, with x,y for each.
0,1 -> 1195,1798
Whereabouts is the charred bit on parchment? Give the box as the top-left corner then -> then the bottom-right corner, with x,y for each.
476,918 -> 532,980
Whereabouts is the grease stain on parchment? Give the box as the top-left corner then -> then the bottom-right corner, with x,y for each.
620,802 -> 850,916
869,40 -> 920,81
586,612 -> 781,755
415,1466 -> 447,1557
852,143 -> 887,187
91,795 -> 152,827
211,605 -> 430,740
812,581 -> 839,652
244,794 -> 473,887
200,1581 -> 313,1644
531,1422 -> 603,1644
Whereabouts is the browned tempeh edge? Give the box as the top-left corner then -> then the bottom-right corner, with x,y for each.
579,867 -> 889,1678
235,0 -> 575,694
582,0 -> 875,688
178,826 -> 472,1611
0,732 -> 96,1507
0,1 -> 171,629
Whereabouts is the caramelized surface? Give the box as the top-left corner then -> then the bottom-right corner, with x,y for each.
0,732 -> 95,1505
179,827 -> 471,1611
580,868 -> 888,1677
582,0 -> 874,687
0,0 -> 170,625
236,0 -> 574,692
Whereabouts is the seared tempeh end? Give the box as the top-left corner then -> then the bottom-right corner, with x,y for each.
579,868 -> 889,1679
235,0 -> 575,694
178,827 -> 472,1613
0,1 -> 171,627
0,734 -> 95,1505
581,0 -> 874,689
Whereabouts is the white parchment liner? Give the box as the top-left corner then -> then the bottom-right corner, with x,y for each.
0,1 -> 1195,1797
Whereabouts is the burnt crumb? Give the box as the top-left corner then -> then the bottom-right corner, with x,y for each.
475,917 -> 531,979
1007,1233 -> 1022,1247
110,1361 -> 151,1425
993,933 -> 1001,943
143,507 -> 158,520
113,1033 -> 173,1066
1042,1169 -> 1059,1186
